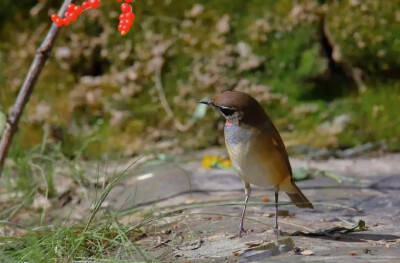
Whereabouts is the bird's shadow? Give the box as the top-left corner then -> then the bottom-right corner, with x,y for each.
339,232 -> 400,243
285,231 -> 399,243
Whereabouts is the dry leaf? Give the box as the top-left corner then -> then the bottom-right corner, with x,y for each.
245,240 -> 264,247
261,196 -> 269,202
202,154 -> 231,169
349,252 -> 359,256
185,198 -> 196,204
267,210 -> 290,217
300,250 -> 315,256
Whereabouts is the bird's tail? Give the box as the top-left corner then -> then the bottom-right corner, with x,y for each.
283,180 -> 313,209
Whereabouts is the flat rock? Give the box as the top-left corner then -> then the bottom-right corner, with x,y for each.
106,152 -> 400,262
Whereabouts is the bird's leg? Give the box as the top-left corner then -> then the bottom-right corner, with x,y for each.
238,182 -> 251,237
274,191 -> 279,230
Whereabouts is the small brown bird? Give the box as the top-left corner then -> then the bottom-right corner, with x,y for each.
200,91 -> 313,237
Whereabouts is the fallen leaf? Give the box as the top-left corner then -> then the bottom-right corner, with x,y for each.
349,252 -> 359,256
185,198 -> 196,204
292,167 -> 314,181
290,220 -> 367,237
202,154 -> 231,169
300,250 -> 315,256
245,240 -> 264,247
261,196 -> 269,202
267,210 -> 290,217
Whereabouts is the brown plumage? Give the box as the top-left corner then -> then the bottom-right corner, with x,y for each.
200,91 -> 313,237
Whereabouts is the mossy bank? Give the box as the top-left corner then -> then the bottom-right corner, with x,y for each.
0,0 -> 399,159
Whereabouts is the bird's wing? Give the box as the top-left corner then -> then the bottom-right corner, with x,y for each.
270,127 -> 292,176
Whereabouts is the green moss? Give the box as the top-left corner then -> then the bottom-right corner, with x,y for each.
326,0 -> 400,73
337,82 -> 400,149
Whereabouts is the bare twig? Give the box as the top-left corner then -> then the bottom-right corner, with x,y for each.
154,68 -> 194,132
0,0 -> 72,176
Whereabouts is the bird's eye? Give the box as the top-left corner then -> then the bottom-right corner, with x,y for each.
219,107 -> 235,116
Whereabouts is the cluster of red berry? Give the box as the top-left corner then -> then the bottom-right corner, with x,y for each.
118,1 -> 135,36
51,0 -> 100,27
51,0 -> 135,36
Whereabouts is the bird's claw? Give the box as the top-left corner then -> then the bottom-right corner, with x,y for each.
273,228 -> 283,236
238,227 -> 247,237
228,227 -> 248,239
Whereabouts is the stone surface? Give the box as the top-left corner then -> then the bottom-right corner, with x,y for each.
105,151 -> 400,262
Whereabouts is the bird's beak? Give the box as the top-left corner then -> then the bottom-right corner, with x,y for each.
198,98 -> 212,106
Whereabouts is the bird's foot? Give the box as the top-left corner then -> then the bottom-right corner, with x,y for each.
229,227 -> 249,239
238,227 -> 247,237
274,228 -> 282,236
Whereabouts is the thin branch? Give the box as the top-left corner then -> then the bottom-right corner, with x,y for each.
0,0 -> 72,176
154,67 -> 194,132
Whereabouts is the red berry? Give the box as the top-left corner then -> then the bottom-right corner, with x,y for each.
124,19 -> 132,27
89,0 -> 100,8
125,0 -> 133,2
67,12 -> 78,21
51,14 -> 58,22
55,17 -> 63,26
126,12 -> 135,20
122,24 -> 130,32
81,1 -> 90,10
121,3 -> 131,13
67,4 -> 76,12
118,24 -> 123,31
63,18 -> 71,26
119,13 -> 125,20
73,6 -> 82,15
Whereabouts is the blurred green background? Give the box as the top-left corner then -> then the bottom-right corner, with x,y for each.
1,0 -> 399,159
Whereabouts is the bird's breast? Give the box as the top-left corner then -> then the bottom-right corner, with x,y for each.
224,125 -> 286,187
224,125 -> 251,174
224,124 -> 253,146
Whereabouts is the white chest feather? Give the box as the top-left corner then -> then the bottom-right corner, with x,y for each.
224,125 -> 278,187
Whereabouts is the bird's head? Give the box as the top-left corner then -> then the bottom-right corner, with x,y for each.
199,91 -> 267,127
